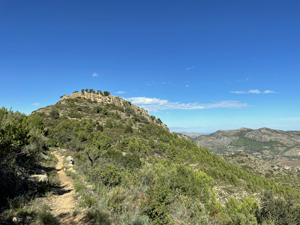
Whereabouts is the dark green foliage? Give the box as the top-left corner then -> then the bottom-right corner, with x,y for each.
89,164 -> 123,187
102,107 -> 108,115
93,106 -> 102,113
173,165 -> 215,207
134,115 -> 149,124
97,124 -> 103,131
121,154 -> 142,169
105,118 -> 113,128
49,110 -> 59,119
123,124 -> 133,133
141,183 -> 173,225
148,137 -> 155,149
256,191 -> 300,224
0,108 -> 48,209
125,107 -> 135,116
114,111 -> 121,119
104,91 -> 110,96
47,138 -> 57,147
233,131 -> 285,153
77,130 -> 87,141
37,183 -> 50,194
68,111 -> 82,119
85,123 -> 93,132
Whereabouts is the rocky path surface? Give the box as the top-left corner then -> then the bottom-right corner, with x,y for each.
47,151 -> 86,225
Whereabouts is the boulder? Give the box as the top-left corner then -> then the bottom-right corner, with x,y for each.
12,217 -> 22,224
40,153 -> 49,159
30,174 -> 49,184
66,156 -> 74,165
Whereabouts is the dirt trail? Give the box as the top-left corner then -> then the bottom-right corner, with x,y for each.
47,151 -> 86,225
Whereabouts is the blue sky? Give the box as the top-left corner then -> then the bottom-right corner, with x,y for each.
1,0 -> 299,133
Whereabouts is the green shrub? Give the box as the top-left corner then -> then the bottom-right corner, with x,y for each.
74,181 -> 85,193
140,183 -> 173,225
103,91 -> 110,96
37,183 -> 50,195
125,107 -> 135,116
123,125 -> 133,133
80,195 -> 96,207
86,209 -> 111,225
93,106 -> 102,113
36,208 -> 58,225
121,153 -> 142,169
89,164 -> 123,187
46,138 -> 57,147
97,125 -> 104,131
49,110 -> 59,119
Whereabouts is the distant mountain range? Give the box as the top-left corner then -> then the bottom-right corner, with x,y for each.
174,131 -> 206,138
187,127 -> 300,161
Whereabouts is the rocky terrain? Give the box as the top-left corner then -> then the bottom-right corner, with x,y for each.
189,127 -> 300,161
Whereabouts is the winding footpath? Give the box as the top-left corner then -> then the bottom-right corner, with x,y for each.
47,151 -> 86,225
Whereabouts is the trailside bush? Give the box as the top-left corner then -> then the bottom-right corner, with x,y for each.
140,183 -> 174,225
89,164 -> 123,187
49,110 -> 59,119
121,153 -> 142,169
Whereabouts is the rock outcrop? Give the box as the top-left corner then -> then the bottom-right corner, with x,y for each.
62,92 -> 169,130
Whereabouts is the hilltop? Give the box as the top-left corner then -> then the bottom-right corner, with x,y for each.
2,90 -> 300,224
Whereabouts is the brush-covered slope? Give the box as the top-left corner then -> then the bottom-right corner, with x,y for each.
189,127 -> 300,160
28,90 -> 300,224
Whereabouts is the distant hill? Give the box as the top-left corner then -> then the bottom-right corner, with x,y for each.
189,127 -> 300,160
175,131 -> 206,138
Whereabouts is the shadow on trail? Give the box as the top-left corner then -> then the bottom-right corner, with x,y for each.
52,184 -> 73,195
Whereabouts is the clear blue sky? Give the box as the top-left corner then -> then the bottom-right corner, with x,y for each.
1,0 -> 299,133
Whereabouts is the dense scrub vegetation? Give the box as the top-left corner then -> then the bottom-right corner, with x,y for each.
2,90 -> 300,224
0,107 -> 59,223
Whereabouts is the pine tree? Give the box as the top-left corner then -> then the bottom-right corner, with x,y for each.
167,144 -> 177,159
148,137 -> 155,149
141,143 -> 147,154
134,138 -> 140,152
105,118 -> 112,128
128,140 -> 135,152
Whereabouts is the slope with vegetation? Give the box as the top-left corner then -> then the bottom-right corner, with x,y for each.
189,127 -> 300,161
2,89 -> 300,224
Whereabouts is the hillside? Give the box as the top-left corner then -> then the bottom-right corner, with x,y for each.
2,89 -> 300,224
189,127 -> 300,161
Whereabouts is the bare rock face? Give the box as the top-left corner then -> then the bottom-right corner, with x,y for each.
62,92 -> 169,131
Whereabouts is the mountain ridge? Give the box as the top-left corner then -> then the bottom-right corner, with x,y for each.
189,127 -> 300,160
